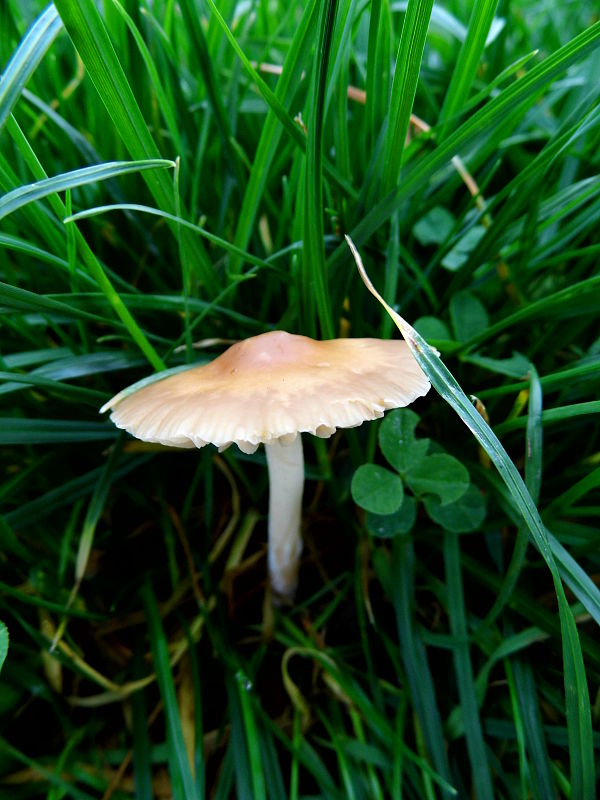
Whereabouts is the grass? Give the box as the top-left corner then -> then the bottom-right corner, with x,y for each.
1,0 -> 600,797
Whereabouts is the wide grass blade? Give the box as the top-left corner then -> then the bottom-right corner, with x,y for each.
380,0 -> 434,194
438,0 -> 500,139
348,238 -> 596,798
0,418 -> 117,444
0,159 -> 174,221
0,4 -> 62,132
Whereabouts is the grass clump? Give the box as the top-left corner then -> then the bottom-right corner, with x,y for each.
1,1 -> 599,797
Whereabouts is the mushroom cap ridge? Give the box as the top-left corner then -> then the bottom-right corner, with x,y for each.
103,330 -> 430,454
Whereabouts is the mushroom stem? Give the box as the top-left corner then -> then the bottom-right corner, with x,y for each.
264,435 -> 304,601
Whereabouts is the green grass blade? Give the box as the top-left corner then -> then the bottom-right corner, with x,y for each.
53,0 -> 219,295
366,0 -> 391,154
74,436 -> 123,585
4,115 -> 166,370
202,0 -> 354,207
131,651 -> 153,800
302,0 -> 337,338
3,455 -> 149,530
0,418 -> 117,444
444,533 -> 494,799
230,0 -> 319,272
512,659 -> 556,798
380,0 -> 434,194
110,0 -> 183,156
391,540 -> 454,793
438,0 -> 500,139
141,582 -> 201,800
178,0 -> 244,187
495,401 -> 600,434
64,203 -> 271,271
0,4 -> 62,132
475,366 -> 542,636
235,671 -> 267,800
0,159 -> 174,221
0,370 -> 105,404
0,621 -> 8,675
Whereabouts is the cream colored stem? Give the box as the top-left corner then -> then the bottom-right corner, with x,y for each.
264,436 -> 304,601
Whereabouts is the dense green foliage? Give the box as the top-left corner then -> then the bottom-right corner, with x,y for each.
1,0 -> 599,797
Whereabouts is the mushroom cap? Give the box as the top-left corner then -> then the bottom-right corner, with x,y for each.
102,330 -> 430,454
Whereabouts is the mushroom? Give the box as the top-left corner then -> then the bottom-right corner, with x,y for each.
101,330 -> 430,601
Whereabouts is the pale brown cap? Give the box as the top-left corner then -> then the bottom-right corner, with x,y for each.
101,330 -> 430,454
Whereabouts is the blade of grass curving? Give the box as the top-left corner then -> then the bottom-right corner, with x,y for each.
438,0 -> 500,140
0,232 -> 70,272
302,0 -> 337,338
0,418 -> 117,444
380,0 -> 434,195
347,237 -> 595,799
444,532 -> 494,799
0,280 -> 120,327
64,203 -> 271,271
0,153 -> 66,257
544,467 -> 600,518
53,0 -> 218,295
330,20 -> 600,267
0,159 -> 174,222
474,359 -> 600,400
0,4 -> 62,132
495,401 -> 600,434
455,274 -> 600,354
459,49 -> 540,115
0,371 -> 105,404
141,582 -> 201,800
